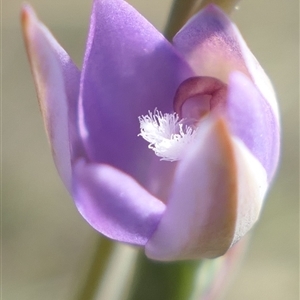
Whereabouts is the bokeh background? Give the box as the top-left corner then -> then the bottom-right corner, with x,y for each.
2,0 -> 299,299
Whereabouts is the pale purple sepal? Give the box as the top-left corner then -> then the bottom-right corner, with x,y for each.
172,4 -> 279,181
22,5 -> 81,191
227,72 -> 279,181
73,159 -> 166,245
146,118 -> 237,260
78,0 -> 194,185
173,5 -> 248,82
230,137 -> 267,245
173,2 -> 278,120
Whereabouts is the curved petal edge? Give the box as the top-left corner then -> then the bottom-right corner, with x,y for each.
146,117 -> 238,260
21,5 -> 81,191
72,159 -> 166,246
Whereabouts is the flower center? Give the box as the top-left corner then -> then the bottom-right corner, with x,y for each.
138,109 -> 197,161
138,77 -> 227,161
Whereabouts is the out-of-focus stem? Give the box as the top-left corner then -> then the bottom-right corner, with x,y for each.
94,244 -> 139,300
165,0 -> 240,40
75,236 -> 139,300
164,0 -> 198,40
76,237 -> 115,300
192,0 -> 240,16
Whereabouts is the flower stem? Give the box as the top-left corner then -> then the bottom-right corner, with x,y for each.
165,0 -> 240,40
192,0 -> 240,16
164,0 -> 198,40
93,243 -> 139,300
75,240 -> 244,300
75,236 -> 139,300
75,237 -> 115,300
127,239 -> 247,300
128,252 -> 200,300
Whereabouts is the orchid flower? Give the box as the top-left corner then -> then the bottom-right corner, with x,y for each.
22,0 -> 279,261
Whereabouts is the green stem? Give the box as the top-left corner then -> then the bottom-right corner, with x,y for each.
165,0 -> 240,40
192,0 -> 240,16
75,237 -> 115,300
164,0 -> 198,40
75,236 -> 139,300
93,243 -> 139,300
128,252 -> 200,300
127,239 -> 247,300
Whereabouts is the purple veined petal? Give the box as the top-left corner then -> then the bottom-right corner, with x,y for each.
145,117 -> 238,260
173,5 -> 248,83
226,72 -> 280,181
225,15 -> 279,121
21,5 -> 81,192
79,0 -> 194,187
172,5 -> 279,121
72,159 -> 166,245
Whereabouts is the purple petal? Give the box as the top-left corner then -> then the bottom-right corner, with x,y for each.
72,159 -> 166,245
173,5 -> 248,82
79,0 -> 194,186
146,117 -> 237,260
226,72 -> 280,181
21,5 -> 81,191
173,5 -> 279,120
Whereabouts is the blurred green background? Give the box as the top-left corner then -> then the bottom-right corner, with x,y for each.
2,0 -> 299,299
